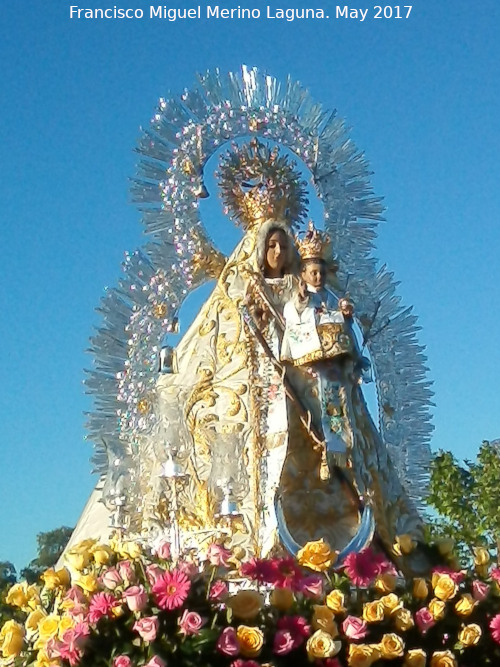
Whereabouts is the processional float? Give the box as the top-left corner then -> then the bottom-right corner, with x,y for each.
74,66 -> 433,571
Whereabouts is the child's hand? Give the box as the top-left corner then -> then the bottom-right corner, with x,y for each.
338,297 -> 354,318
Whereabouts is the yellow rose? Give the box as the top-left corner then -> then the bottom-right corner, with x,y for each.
41,568 -> 70,590
306,630 -> 341,660
380,632 -> 405,659
270,587 -> 294,611
375,573 -> 397,594
394,534 -> 416,556
75,573 -> 99,593
236,625 -> 264,657
326,589 -> 346,614
362,600 -> 385,623
26,584 -> 41,610
436,538 -> 455,556
429,598 -> 446,620
6,582 -> 29,608
433,574 -> 457,601
454,594 -> 475,617
58,615 -> 75,639
90,543 -> 114,565
403,648 -> 427,667
228,590 -> 264,620
391,607 -> 414,632
475,564 -> 489,578
412,578 -> 429,600
458,623 -> 482,647
297,539 -> 336,572
0,620 -> 25,658
430,649 -> 457,667
347,643 -> 381,667
473,547 -> 490,566
34,648 -> 62,667
25,608 -> 47,633
38,615 -> 60,641
121,541 -> 142,560
380,593 -> 401,613
312,605 -> 338,637
65,547 -> 90,571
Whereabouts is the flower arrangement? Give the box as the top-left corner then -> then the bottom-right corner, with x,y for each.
2,536 -> 500,667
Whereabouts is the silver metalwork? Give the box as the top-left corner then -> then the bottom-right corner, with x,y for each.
85,66 -> 433,524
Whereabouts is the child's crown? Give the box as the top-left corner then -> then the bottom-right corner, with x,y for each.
296,221 -> 330,261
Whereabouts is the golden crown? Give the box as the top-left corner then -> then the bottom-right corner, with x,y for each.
296,221 -> 331,261
217,139 -> 308,231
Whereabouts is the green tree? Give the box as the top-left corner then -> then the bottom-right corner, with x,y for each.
20,526 -> 73,583
427,439 -> 500,563
0,561 -> 18,623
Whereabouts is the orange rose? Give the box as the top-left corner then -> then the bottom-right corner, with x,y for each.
430,650 -> 457,667
454,594 -> 475,617
306,630 -> 341,660
375,573 -> 397,594
236,625 -> 264,657
404,648 -> 427,667
270,587 -> 294,611
228,590 -> 264,620
433,574 -> 457,601
347,643 -> 381,667
392,607 -> 414,632
412,578 -> 429,600
297,539 -> 336,572
458,623 -> 481,647
379,632 -> 405,659
429,598 -> 446,620
312,605 -> 338,636
362,600 -> 385,623
326,589 -> 346,614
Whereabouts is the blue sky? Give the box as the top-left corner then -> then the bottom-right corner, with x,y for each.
1,0 -> 499,571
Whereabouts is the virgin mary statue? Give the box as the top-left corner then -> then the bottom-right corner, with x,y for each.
69,132 -> 427,567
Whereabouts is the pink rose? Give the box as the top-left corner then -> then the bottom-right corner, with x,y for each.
123,585 -> 148,612
117,560 -> 136,583
64,586 -> 86,604
101,568 -> 123,590
217,627 -> 240,656
154,541 -> 171,560
133,616 -> 159,642
472,579 -> 490,601
415,607 -> 435,634
144,657 -> 166,667
273,629 -> 295,655
177,560 -> 199,578
113,657 -> 132,667
207,543 -> 232,567
342,615 -> 368,640
299,574 -> 323,598
209,580 -> 229,602
230,662 -> 260,667
178,609 -> 204,636
146,564 -> 165,585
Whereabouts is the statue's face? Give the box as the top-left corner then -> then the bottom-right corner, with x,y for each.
301,260 -> 325,289
265,230 -> 288,276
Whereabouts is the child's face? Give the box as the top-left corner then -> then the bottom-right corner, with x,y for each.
301,261 -> 325,288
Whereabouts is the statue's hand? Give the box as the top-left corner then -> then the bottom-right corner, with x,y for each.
338,297 -> 354,318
